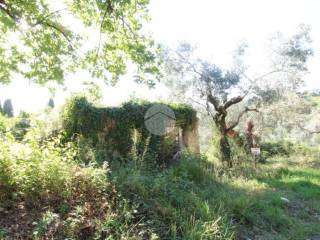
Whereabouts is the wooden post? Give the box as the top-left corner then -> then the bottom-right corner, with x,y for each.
251,147 -> 261,168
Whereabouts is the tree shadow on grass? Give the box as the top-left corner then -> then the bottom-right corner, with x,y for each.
4,156 -> 316,239
257,169 -> 320,201
111,157 -> 320,240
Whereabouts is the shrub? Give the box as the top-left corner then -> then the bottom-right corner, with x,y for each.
112,152 -> 234,239
0,131 -> 109,206
11,111 -> 31,140
0,113 -> 12,134
260,141 -> 294,158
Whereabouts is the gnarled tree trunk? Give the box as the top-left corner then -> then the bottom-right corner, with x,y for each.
220,133 -> 232,168
208,93 -> 258,168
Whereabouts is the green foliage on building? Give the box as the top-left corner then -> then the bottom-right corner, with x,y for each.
61,96 -> 197,165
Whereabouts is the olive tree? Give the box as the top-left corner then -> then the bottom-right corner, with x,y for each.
249,25 -> 315,141
163,25 -> 313,167
164,43 -> 260,167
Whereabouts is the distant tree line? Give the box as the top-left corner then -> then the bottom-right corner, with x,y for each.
0,98 -> 55,118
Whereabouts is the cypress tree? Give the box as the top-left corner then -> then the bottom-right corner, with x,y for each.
48,98 -> 55,108
3,99 -> 14,117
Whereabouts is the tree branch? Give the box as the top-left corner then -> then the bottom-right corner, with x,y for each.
41,21 -> 73,47
187,97 -> 207,109
120,15 -> 138,37
207,92 -> 221,112
224,95 -> 244,109
96,0 -> 114,60
173,49 -> 205,78
33,8 -> 69,26
239,69 -> 291,100
227,107 -> 259,131
206,100 -> 218,122
297,123 -> 320,135
0,1 -> 17,22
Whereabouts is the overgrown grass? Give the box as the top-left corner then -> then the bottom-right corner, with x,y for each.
109,148 -> 320,240
227,151 -> 320,240
111,154 -> 235,239
0,112 -> 319,239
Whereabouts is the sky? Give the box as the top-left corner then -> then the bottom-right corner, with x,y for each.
1,0 -> 320,114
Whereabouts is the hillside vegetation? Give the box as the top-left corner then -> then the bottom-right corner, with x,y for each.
311,96 -> 320,106
0,99 -> 319,240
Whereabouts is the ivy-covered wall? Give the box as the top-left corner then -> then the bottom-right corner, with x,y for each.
61,96 -> 199,164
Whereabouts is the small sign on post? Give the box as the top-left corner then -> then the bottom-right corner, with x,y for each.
251,147 -> 261,167
251,148 -> 261,155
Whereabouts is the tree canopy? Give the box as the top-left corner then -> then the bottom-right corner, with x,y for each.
0,0 -> 160,86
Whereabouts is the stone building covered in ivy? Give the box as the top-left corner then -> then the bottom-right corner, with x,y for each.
62,96 -> 199,165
